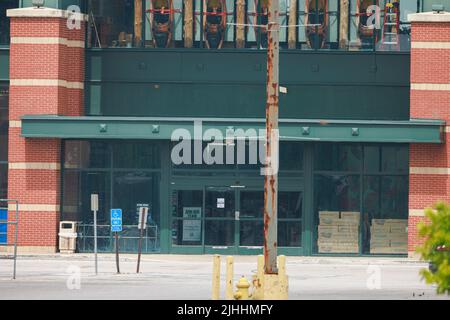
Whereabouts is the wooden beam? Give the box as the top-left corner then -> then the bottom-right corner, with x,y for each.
339,0 -> 349,49
236,0 -> 246,48
134,0 -> 143,47
184,0 -> 194,48
288,0 -> 297,49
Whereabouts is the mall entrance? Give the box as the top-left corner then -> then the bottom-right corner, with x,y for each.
170,177 -> 305,255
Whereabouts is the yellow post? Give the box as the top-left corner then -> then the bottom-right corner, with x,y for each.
252,255 -> 265,300
277,255 -> 289,299
212,255 -> 221,300
278,255 -> 286,277
225,256 -> 234,300
253,255 -> 289,300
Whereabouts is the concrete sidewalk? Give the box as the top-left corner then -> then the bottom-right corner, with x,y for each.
0,254 -> 448,300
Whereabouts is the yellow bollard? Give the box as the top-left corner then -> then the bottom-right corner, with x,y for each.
212,255 -> 221,300
251,255 -> 264,300
225,256 -> 234,300
277,255 -> 289,300
253,255 -> 289,300
278,255 -> 286,277
234,277 -> 251,300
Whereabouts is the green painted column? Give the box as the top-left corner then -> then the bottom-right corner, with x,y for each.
159,142 -> 171,253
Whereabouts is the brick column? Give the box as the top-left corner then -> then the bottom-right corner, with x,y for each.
408,11 -> 450,258
6,7 -> 86,253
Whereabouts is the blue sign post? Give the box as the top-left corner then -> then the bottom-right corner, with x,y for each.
111,209 -> 122,274
0,209 -> 7,244
110,209 -> 122,232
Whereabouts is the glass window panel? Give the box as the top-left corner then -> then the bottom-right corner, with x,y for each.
64,141 -> 111,169
79,171 -> 111,225
0,163 -> 7,199
240,191 -> 264,219
381,146 -> 408,173
171,190 -> 203,219
88,0 -> 136,48
171,141 -> 238,170
364,146 -> 380,172
240,220 -> 263,246
113,171 -> 160,226
62,171 -> 81,221
236,140 -> 263,172
205,220 -> 234,246
205,187 -> 235,218
172,219 -> 203,246
0,109 -> 7,163
278,221 -> 302,247
0,87 -> 8,163
315,144 -> 362,172
362,175 -> 408,255
302,0 -> 339,50
279,191 -> 303,219
280,142 -> 303,171
113,142 -> 160,169
0,1 -> 18,45
314,174 -> 360,213
314,174 -> 361,254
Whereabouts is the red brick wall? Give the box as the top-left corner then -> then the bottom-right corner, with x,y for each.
409,16 -> 450,257
7,11 -> 85,252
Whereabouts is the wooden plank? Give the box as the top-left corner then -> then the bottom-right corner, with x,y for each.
134,0 -> 143,47
236,0 -> 246,48
339,0 -> 349,49
184,0 -> 194,48
288,0 -> 297,49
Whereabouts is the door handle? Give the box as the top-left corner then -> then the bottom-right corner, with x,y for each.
235,211 -> 240,221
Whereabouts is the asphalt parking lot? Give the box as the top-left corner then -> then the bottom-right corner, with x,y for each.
0,254 -> 448,300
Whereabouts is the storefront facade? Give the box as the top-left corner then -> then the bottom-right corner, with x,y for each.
1,1 -> 449,257
60,139 -> 410,256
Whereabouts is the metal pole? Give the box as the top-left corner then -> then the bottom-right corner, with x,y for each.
136,209 -> 145,273
264,0 -> 279,275
13,201 -> 18,280
94,209 -> 98,275
115,232 -> 120,274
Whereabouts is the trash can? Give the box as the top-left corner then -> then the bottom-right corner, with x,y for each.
59,221 -> 78,254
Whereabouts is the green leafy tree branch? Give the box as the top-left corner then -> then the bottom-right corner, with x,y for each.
417,202 -> 450,295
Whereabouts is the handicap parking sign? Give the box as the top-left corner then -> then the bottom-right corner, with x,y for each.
111,209 -> 122,232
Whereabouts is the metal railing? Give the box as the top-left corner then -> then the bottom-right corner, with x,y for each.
0,199 -> 19,279
77,224 -> 159,253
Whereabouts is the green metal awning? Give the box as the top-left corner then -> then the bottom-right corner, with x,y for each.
20,115 -> 445,143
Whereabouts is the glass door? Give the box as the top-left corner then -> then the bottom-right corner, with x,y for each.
237,188 -> 304,255
204,186 -> 237,254
238,189 -> 264,254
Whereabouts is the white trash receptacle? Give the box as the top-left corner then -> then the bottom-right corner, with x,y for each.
59,221 -> 78,254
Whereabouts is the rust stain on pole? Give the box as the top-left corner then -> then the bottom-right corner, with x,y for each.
264,0 -> 279,275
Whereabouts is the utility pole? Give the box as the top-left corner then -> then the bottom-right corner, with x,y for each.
264,0 -> 279,275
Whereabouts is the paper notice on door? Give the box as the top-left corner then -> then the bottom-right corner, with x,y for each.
217,198 -> 225,208
182,207 -> 202,242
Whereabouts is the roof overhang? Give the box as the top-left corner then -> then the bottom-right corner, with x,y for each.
20,115 -> 445,144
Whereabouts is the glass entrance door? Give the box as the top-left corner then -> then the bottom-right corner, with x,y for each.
237,189 -> 304,255
204,186 -> 236,254
238,190 -> 264,254
171,184 -> 304,255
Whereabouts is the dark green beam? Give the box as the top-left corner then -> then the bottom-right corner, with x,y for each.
21,115 -> 444,143
0,49 -> 9,81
